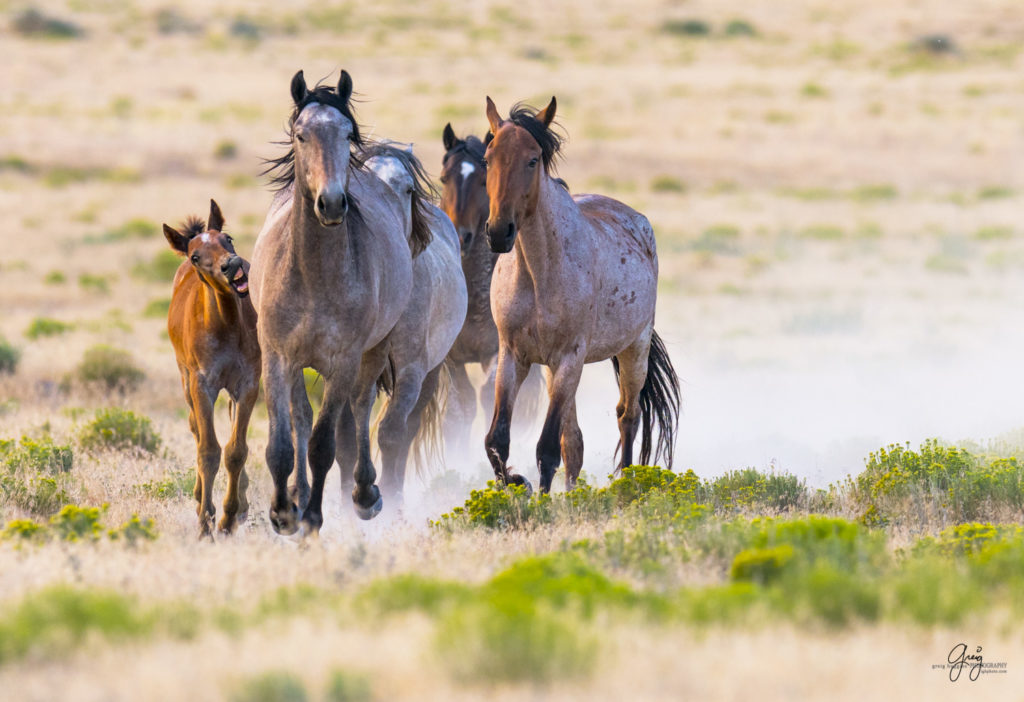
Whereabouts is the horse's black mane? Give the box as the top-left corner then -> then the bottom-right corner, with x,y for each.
363,141 -> 435,257
505,102 -> 565,173
261,82 -> 364,192
443,134 -> 486,167
182,216 -> 206,238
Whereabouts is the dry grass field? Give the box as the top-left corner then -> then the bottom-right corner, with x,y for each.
1,0 -> 1024,700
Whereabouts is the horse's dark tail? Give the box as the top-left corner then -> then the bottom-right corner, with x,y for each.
409,363 -> 450,476
612,330 -> 681,468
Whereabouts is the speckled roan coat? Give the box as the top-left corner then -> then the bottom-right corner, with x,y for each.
250,71 -> 414,534
482,97 -> 681,494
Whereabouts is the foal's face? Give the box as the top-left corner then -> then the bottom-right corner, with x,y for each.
292,103 -> 354,227
440,146 -> 489,253
187,232 -> 248,297
483,124 -> 542,253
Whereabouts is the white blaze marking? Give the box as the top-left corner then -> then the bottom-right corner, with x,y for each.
201,233 -> 210,243
460,161 -> 476,179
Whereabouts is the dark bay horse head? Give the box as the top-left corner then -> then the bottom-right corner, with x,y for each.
163,199 -> 249,296
440,125 -> 489,253
483,96 -> 563,253
264,69 -> 362,227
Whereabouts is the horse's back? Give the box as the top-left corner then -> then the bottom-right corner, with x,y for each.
573,193 -> 657,265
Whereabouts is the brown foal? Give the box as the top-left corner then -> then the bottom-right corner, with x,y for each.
164,200 -> 260,537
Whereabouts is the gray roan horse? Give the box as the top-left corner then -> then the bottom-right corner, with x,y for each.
251,70 -> 425,533
363,142 -> 467,504
482,97 -> 681,493
439,125 -> 543,455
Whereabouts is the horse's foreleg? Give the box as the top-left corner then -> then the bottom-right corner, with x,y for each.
349,343 -> 391,520
536,353 -> 585,494
378,365 -> 427,508
614,334 -> 651,472
289,375 -> 312,511
264,353 -> 299,535
219,381 -> 258,534
484,347 -> 529,487
189,375 -> 220,538
560,398 -> 584,491
303,372 -> 354,534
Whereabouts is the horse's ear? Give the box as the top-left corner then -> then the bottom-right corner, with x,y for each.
163,224 -> 189,255
208,200 -> 225,232
290,70 -> 307,105
537,96 -> 557,128
338,70 -> 353,104
485,96 -> 503,135
442,122 -> 457,151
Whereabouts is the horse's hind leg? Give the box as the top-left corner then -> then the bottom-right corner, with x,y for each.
484,346 -> 530,487
535,353 -> 585,494
443,362 -> 475,459
335,401 -> 356,496
289,375 -> 312,511
219,382 -> 258,534
378,365 -> 427,507
614,331 -> 652,471
189,376 -> 220,538
561,398 -> 584,490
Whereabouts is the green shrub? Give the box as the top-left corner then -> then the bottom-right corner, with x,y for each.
978,185 -> 1013,200
1,518 -> 46,542
24,317 -> 72,340
436,595 -> 597,685
661,19 -> 711,37
138,468 -> 195,499
724,19 -> 757,37
801,82 -> 829,98
0,474 -> 70,514
72,345 -> 146,392
799,224 -> 845,241
12,8 -> 82,39
0,436 -> 73,474
108,514 -> 159,543
359,574 -> 472,616
49,504 -> 105,541
78,273 -> 111,294
44,270 -> 66,284
325,670 -> 373,702
0,587 -> 148,665
132,249 -> 183,282
84,218 -> 159,244
214,140 -> 239,160
78,408 -> 161,453
651,175 -> 686,193
231,671 -> 308,702
730,544 -> 795,584
850,184 -> 898,201
143,297 -> 172,318
691,224 -> 741,255
0,338 -> 20,374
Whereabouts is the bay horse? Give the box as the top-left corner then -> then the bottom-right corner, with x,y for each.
439,124 -> 544,455
363,141 -> 467,504
251,70 -> 423,534
163,199 -> 259,537
482,97 -> 681,493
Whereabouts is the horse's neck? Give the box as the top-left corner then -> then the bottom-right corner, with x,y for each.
514,177 -> 573,287
288,185 -> 352,280
464,236 -> 497,310
198,279 -> 242,329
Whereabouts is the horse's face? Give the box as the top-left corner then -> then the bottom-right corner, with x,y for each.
164,200 -> 249,297
292,103 -> 354,227
484,124 -> 542,254
440,134 -> 489,254
367,153 -> 415,211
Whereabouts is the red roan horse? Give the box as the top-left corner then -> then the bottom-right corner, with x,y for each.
482,97 -> 681,494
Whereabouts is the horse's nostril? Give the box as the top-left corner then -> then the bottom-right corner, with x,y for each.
507,223 -> 515,241
316,194 -> 326,215
339,193 -> 348,211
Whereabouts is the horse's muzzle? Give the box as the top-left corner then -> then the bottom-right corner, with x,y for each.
315,189 -> 349,226
487,220 -> 516,253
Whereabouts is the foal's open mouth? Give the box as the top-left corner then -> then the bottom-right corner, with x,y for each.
229,267 -> 249,296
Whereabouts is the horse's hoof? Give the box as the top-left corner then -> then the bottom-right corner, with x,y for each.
353,485 -> 383,521
299,509 -> 323,536
508,473 -> 533,497
269,503 -> 300,535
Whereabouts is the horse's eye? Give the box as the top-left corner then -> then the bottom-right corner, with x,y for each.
482,159 -> 489,168
295,132 -> 305,143
440,174 -> 449,184
528,157 -> 538,168
190,254 -> 200,265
